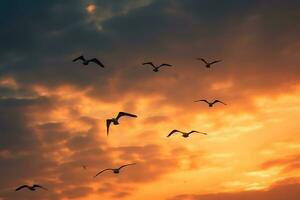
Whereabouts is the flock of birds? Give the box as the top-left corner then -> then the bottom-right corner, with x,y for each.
15,54 -> 226,193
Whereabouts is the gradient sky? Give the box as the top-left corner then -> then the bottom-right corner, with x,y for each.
0,0 -> 300,200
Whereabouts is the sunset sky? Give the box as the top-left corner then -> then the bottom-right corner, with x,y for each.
0,1 -> 300,200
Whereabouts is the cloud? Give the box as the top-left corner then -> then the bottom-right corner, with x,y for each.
260,154 -> 300,174
84,0 -> 154,30
1,1 -> 300,200
61,186 -> 93,199
0,82 -> 205,200
168,178 -> 300,200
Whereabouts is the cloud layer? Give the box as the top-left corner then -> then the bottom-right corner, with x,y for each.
0,0 -> 300,199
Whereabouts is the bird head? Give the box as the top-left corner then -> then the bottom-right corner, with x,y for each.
113,120 -> 119,125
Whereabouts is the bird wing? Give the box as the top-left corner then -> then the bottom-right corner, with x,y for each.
72,55 -> 85,62
213,100 -> 226,105
116,112 -> 137,120
158,63 -> 172,68
94,169 -> 113,177
118,163 -> 136,170
167,129 -> 182,137
15,185 -> 29,191
190,130 -> 207,135
198,58 -> 208,64
194,99 -> 209,104
210,60 -> 222,65
89,58 -> 105,68
33,184 -> 48,190
142,62 -> 156,68
106,119 -> 113,136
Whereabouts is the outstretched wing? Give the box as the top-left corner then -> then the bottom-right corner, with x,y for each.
158,63 -> 172,68
167,129 -> 182,137
210,60 -> 222,65
106,119 -> 113,136
118,163 -> 136,170
33,184 -> 47,190
15,185 -> 29,191
213,100 -> 226,105
94,169 -> 113,177
73,55 -> 85,62
190,130 -> 207,135
194,99 -> 209,104
116,112 -> 137,120
89,58 -> 105,68
197,58 -> 208,64
142,62 -> 156,68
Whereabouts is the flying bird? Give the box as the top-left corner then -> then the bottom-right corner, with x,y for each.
106,112 -> 137,135
142,62 -> 172,72
82,165 -> 87,170
194,99 -> 226,107
15,184 -> 48,192
94,163 -> 136,177
73,55 -> 105,68
167,130 -> 207,138
197,58 -> 222,68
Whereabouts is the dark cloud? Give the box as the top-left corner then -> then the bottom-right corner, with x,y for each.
1,0 -> 299,105
0,96 -> 51,151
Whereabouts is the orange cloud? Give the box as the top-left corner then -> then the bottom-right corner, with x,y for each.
168,178 -> 300,200
261,154 -> 300,174
86,4 -> 96,14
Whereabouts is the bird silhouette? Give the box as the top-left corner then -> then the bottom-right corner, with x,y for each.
82,165 -> 87,170
94,163 -> 136,177
167,130 -> 207,138
194,99 -> 226,107
15,184 -> 48,191
106,112 -> 137,135
197,58 -> 222,68
73,55 -> 105,68
142,62 -> 172,72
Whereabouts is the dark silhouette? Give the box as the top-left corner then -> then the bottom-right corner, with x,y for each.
197,58 -> 222,68
94,163 -> 136,177
106,112 -> 137,135
82,165 -> 87,170
142,62 -> 172,72
73,55 -> 105,68
15,184 -> 48,191
194,99 -> 226,107
167,130 -> 207,138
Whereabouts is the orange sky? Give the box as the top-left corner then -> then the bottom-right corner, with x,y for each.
0,1 -> 300,200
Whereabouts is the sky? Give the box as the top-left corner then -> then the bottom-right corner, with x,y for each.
0,0 -> 300,199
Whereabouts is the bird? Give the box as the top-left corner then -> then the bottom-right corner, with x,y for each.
73,55 -> 105,68
197,58 -> 222,68
82,165 -> 87,170
194,99 -> 226,107
15,184 -> 48,191
142,62 -> 172,72
106,112 -> 137,135
167,130 -> 207,138
94,163 -> 136,177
